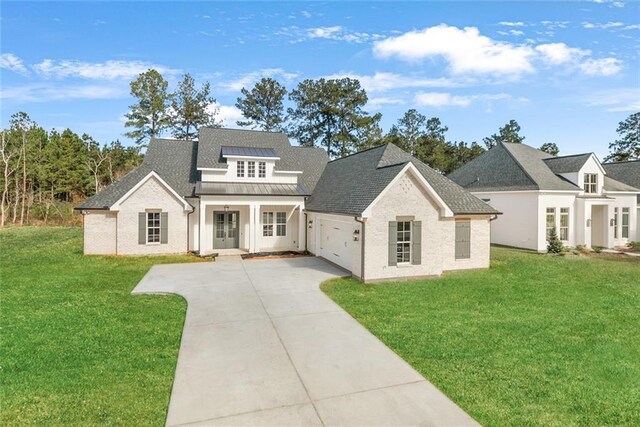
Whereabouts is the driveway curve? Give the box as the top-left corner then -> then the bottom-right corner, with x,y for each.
133,256 -> 478,427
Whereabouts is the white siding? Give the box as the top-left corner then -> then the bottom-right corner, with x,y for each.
116,176 -> 189,255
257,205 -> 300,251
83,211 -> 117,255
473,192 -> 540,250
537,193 -> 579,250
199,158 -> 299,184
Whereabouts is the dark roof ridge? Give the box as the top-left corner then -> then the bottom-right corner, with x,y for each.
546,152 -> 593,160
497,142 -> 540,190
603,159 -> 640,165
326,144 -> 388,164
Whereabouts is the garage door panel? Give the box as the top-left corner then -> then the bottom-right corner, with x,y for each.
319,219 -> 352,271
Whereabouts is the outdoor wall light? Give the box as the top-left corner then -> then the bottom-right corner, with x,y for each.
353,229 -> 360,241
610,219 -> 615,226
224,205 -> 229,212
308,220 -> 313,229
586,219 -> 591,227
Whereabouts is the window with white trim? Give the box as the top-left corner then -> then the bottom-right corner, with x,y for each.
546,207 -> 556,240
584,173 -> 597,194
559,208 -> 569,241
396,221 -> 411,263
258,161 -> 266,178
276,212 -> 286,236
147,211 -> 161,243
237,161 -> 245,178
248,161 -> 255,178
262,212 -> 273,236
622,207 -> 629,238
614,207 -> 619,238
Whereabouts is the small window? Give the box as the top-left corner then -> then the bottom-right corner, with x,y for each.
237,161 -> 245,178
622,207 -> 629,238
262,212 -> 273,236
584,173 -> 597,194
248,161 -> 255,178
276,212 -> 286,236
396,221 -> 411,263
258,162 -> 266,178
614,207 -> 619,238
147,211 -> 161,243
546,207 -> 556,240
559,208 -> 569,241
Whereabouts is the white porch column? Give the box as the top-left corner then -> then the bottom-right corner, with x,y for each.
298,207 -> 305,252
249,203 -> 256,253
199,200 -> 206,255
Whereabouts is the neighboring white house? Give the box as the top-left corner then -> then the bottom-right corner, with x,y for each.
77,128 -> 498,282
448,142 -> 640,252
603,160 -> 640,240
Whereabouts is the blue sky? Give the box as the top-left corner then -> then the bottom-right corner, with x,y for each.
1,1 -> 638,159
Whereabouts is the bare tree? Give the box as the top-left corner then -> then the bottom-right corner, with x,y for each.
0,132 -> 19,228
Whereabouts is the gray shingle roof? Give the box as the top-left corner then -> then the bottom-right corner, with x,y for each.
77,139 -> 198,210
448,142 -> 580,191
603,160 -> 640,190
543,153 -> 592,174
306,144 -> 498,216
603,176 -> 639,192
197,128 -> 328,192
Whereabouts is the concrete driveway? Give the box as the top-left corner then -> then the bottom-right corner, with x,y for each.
133,256 -> 478,427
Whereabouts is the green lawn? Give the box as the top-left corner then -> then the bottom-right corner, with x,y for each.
1,227 -> 202,426
323,248 -> 640,426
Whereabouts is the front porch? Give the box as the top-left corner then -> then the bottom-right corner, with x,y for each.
196,196 -> 306,256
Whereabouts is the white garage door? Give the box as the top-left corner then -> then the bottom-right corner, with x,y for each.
318,219 -> 352,271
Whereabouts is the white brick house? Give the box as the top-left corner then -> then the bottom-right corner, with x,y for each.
78,128 -> 498,282
448,143 -> 640,252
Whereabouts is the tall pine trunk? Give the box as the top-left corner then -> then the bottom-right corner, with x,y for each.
20,134 -> 26,225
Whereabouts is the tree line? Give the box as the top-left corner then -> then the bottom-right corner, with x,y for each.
0,112 -> 141,227
1,67 -> 637,227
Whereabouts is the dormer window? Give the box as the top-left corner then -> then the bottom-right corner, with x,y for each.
237,161 -> 245,178
584,173 -> 597,194
259,162 -> 266,178
248,161 -> 255,178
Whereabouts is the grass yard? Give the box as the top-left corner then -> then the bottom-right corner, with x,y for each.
1,227 -> 203,426
323,248 -> 640,426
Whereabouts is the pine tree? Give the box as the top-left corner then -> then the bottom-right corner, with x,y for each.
236,78 -> 287,131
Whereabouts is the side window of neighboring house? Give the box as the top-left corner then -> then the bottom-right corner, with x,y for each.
546,207 -> 556,240
455,220 -> 471,259
258,161 -> 266,178
559,208 -> 569,241
248,161 -> 256,178
614,207 -> 618,238
237,161 -> 245,178
139,211 -> 167,245
584,173 -> 597,194
622,207 -> 629,238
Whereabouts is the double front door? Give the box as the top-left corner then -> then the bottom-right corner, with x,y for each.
213,211 -> 239,249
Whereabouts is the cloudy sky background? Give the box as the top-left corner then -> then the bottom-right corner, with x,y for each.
1,1 -> 638,158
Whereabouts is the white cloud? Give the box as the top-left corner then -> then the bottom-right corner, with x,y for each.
0,53 -> 29,76
277,25 -> 384,44
374,24 -> 623,78
208,102 -> 244,128
218,68 -> 298,92
323,71 -> 465,93
510,30 -> 525,36
623,24 -> 640,30
579,57 -> 623,75
535,43 -> 589,64
367,97 -> 405,109
499,21 -> 525,27
0,84 -> 126,102
585,88 -> 640,112
414,92 -> 472,107
373,24 -> 536,75
33,59 -> 180,80
582,21 -> 624,29
540,21 -> 570,29
301,11 -> 312,18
